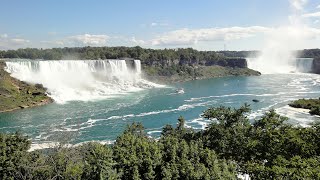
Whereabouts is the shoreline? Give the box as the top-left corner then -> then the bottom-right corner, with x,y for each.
146,73 -> 260,84
0,61 -> 53,113
0,98 -> 53,113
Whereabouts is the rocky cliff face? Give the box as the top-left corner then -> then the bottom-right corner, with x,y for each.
204,58 -> 247,68
0,61 -> 52,113
144,58 -> 248,68
220,58 -> 248,68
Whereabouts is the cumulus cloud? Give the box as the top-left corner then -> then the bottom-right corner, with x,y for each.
282,26 -> 320,40
67,34 -> 109,46
10,38 -> 30,44
0,34 -> 31,49
40,40 -> 65,47
150,26 -> 270,46
302,11 -> 320,18
38,34 -> 109,48
131,37 -> 146,45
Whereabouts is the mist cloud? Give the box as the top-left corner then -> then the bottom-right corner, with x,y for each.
290,0 -> 307,11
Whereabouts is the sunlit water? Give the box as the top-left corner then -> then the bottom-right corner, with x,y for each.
1,73 -> 320,148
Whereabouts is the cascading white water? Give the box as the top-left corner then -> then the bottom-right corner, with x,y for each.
295,58 -> 314,73
134,60 -> 141,75
5,59 -> 161,103
247,0 -> 314,74
247,58 -> 314,74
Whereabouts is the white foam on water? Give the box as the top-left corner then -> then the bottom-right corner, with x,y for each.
28,142 -> 61,152
28,139 -> 116,152
190,118 -> 209,130
5,59 -> 163,103
184,93 -> 288,103
147,130 -> 162,135
74,100 -> 217,131
276,105 -> 319,127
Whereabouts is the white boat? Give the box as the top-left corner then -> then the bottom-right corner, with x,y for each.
175,88 -> 185,94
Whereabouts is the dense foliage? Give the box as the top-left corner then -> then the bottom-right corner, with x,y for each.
0,47 -> 227,66
1,47 -> 319,61
1,105 -> 320,179
289,98 -> 320,115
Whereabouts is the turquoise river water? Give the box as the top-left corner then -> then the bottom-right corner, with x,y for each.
0,73 -> 320,149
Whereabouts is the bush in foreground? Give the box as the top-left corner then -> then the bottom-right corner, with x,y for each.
1,105 -> 320,179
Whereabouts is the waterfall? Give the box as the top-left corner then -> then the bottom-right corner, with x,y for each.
247,58 -> 314,74
5,59 -> 161,103
295,58 -> 313,73
134,60 -> 141,75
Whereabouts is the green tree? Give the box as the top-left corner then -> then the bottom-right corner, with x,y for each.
81,142 -> 119,180
0,132 -> 30,179
113,123 -> 162,180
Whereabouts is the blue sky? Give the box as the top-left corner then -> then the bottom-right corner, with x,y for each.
1,0 -> 320,50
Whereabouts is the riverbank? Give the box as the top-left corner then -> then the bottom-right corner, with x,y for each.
0,61 -> 53,113
289,98 -> 320,116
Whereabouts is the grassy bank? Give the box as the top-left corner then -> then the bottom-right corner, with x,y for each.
289,98 -> 320,116
0,61 -> 52,113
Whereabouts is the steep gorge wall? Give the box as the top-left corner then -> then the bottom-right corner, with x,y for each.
145,58 -> 248,68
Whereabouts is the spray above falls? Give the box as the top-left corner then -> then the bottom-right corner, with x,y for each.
5,59 -> 162,103
247,0 -> 319,74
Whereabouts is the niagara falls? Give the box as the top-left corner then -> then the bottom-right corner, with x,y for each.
4,59 -> 161,103
1,0 -> 320,179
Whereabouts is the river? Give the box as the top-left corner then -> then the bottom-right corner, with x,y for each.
1,71 -> 320,149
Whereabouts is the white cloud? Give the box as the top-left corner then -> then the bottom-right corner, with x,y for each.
151,23 -> 158,27
40,40 -> 64,46
302,11 -> 320,18
67,34 -> 109,46
317,4 -> 320,9
131,37 -> 146,45
10,38 -> 30,44
38,34 -> 109,48
314,20 -> 320,24
276,26 -> 320,40
0,34 -> 31,49
150,26 -> 270,46
150,22 -> 169,27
